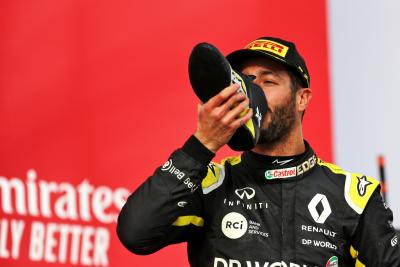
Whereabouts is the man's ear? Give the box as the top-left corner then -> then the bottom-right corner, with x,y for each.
297,88 -> 312,113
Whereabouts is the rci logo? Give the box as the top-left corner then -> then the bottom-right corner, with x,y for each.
308,193 -> 332,224
221,212 -> 248,239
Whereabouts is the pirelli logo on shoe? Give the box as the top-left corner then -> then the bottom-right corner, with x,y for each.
246,39 -> 289,57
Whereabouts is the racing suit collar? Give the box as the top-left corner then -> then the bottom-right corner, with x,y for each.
241,140 -> 317,180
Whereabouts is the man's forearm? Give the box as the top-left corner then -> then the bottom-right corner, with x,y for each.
116,136 -> 214,254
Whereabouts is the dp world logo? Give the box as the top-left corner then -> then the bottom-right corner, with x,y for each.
308,193 -> 332,224
235,187 -> 255,200
221,212 -> 248,239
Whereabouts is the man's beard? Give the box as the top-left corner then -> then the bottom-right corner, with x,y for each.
258,93 -> 297,145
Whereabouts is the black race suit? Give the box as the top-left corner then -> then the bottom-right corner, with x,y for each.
117,136 -> 400,267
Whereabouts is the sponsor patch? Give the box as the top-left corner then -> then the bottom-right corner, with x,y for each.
301,225 -> 337,238
161,159 -> 185,179
221,213 -> 269,240
214,257 -> 316,267
246,39 -> 289,57
161,159 -> 173,171
177,201 -> 187,208
247,220 -> 269,238
325,256 -> 338,267
272,158 -> 294,165
356,175 -> 372,196
265,167 -> 296,180
264,155 -> 316,180
221,212 -> 248,239
223,198 -> 268,210
235,187 -> 255,200
161,159 -> 199,192
302,239 -> 337,251
308,194 -> 332,224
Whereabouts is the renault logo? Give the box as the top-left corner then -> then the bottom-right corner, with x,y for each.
308,193 -> 331,224
235,187 -> 255,200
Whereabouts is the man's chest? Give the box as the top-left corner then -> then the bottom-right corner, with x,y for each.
197,173 -> 356,267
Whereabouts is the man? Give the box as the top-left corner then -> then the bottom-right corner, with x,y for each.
117,37 -> 400,266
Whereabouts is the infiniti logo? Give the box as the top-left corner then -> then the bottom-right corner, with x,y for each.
235,187 -> 255,200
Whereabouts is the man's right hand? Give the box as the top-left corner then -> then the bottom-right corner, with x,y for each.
194,83 -> 253,153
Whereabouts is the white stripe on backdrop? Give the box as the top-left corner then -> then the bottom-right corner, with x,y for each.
329,0 -> 400,228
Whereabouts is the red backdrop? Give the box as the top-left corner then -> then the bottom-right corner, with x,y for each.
0,0 -> 331,266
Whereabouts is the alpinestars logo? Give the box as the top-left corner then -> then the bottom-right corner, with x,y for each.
209,163 -> 218,176
308,194 -> 332,224
235,187 -> 255,200
357,176 -> 372,196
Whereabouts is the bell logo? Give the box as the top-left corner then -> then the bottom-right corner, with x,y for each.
234,187 -> 255,200
221,212 -> 248,239
308,194 -> 332,224
161,159 -> 172,171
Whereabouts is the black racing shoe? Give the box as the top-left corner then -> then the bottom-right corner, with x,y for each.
188,42 -> 268,151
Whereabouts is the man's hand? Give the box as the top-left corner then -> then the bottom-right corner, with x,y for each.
194,83 -> 253,153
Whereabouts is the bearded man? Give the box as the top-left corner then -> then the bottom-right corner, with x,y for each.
117,37 -> 400,267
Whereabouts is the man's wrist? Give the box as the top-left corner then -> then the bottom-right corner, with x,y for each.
181,135 -> 215,166
193,132 -> 220,153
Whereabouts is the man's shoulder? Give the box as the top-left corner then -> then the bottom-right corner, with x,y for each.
316,158 -> 347,176
316,158 -> 381,214
201,155 -> 241,194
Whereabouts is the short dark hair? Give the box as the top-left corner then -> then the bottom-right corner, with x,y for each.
287,68 -> 304,93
